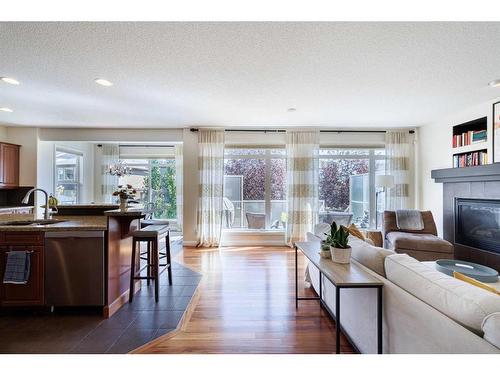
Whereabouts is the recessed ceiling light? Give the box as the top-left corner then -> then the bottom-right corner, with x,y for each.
0,77 -> 20,85
0,107 -> 13,113
488,79 -> 500,88
94,78 -> 113,87
287,108 -> 297,112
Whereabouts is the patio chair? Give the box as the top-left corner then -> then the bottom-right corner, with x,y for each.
246,212 -> 265,229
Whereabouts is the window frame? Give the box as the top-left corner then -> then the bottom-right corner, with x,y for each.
319,146 -> 385,229
54,146 -> 83,205
223,146 -> 286,231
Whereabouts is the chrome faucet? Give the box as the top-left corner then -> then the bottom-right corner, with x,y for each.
22,188 -> 50,219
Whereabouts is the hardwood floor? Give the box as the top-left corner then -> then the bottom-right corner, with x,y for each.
135,246 -> 355,354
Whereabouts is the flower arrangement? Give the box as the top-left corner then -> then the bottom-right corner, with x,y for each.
112,184 -> 137,200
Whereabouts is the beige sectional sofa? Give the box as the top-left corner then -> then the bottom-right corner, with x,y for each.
306,236 -> 500,353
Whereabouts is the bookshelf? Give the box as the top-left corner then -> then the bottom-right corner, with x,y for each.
452,117 -> 488,168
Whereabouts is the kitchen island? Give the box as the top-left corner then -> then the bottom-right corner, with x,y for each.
103,208 -> 146,317
0,207 -> 147,317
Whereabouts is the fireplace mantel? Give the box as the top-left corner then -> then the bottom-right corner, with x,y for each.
432,163 -> 500,183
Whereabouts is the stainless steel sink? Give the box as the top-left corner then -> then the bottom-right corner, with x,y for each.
0,219 -> 67,226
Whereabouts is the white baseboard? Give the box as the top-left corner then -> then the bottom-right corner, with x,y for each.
182,240 -> 198,247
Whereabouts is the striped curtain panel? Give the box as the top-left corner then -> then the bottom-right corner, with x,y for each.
98,144 -> 119,204
196,129 -> 225,247
286,130 -> 320,247
385,131 -> 411,210
174,144 -> 183,232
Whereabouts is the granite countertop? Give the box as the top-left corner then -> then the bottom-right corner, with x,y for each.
104,207 -> 147,217
0,206 -> 34,211
56,204 -> 119,209
0,214 -> 108,231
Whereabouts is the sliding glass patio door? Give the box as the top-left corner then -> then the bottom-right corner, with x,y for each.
223,148 -> 286,231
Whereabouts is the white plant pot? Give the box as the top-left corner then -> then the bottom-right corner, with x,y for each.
319,250 -> 331,259
330,246 -> 352,264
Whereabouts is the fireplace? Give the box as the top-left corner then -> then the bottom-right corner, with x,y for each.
455,198 -> 500,255
432,163 -> 500,272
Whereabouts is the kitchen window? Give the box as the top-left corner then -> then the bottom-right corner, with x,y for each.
223,148 -> 286,231
54,147 -> 83,204
319,148 -> 385,229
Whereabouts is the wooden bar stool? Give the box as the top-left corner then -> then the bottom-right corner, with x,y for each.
129,224 -> 172,303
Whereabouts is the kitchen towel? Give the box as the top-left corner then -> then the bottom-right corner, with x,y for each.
3,251 -> 31,284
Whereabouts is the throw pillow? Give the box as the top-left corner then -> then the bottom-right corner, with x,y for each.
345,223 -> 365,241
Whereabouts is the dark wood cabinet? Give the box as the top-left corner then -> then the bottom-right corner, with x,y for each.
0,232 -> 45,307
0,142 -> 20,189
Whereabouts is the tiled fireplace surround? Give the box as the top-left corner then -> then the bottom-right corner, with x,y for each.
433,164 -> 500,272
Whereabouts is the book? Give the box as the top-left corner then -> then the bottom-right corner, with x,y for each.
453,130 -> 487,148
453,150 -> 488,168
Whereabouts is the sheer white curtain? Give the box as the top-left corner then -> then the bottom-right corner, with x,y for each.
97,144 -> 119,203
286,130 -> 320,247
174,144 -> 183,232
196,129 -> 225,247
385,131 -> 411,210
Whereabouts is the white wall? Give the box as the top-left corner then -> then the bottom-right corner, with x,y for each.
418,97 -> 499,236
39,128 -> 183,142
0,126 -> 8,142
182,129 -> 198,245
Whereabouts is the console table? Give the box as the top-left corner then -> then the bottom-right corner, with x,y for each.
295,241 -> 384,354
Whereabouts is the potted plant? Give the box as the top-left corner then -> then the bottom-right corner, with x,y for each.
112,184 -> 137,212
326,221 -> 352,264
319,240 -> 331,258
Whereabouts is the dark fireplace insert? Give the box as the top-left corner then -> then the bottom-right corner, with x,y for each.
455,198 -> 500,255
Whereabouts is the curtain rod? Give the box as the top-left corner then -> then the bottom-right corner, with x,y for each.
96,144 -> 174,148
189,128 -> 415,134
118,145 -> 175,148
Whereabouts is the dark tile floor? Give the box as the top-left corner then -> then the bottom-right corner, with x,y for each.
0,241 -> 201,354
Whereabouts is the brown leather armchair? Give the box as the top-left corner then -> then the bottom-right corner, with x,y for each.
382,210 -> 454,261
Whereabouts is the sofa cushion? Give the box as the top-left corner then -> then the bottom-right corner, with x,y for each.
385,254 -> 500,334
386,231 -> 453,254
349,236 -> 395,277
482,313 -> 500,349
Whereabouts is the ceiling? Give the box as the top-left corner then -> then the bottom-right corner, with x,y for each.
1,22 -> 500,129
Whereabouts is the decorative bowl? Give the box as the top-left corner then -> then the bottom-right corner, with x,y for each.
435,259 -> 499,283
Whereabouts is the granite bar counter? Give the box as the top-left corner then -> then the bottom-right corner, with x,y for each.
0,207 -> 149,317
55,203 -> 119,216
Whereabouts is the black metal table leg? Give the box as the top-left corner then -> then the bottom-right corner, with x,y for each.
336,286 -> 340,354
377,286 -> 383,354
295,244 -> 298,309
319,271 -> 322,307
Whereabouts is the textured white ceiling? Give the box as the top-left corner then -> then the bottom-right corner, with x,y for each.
1,22 -> 500,129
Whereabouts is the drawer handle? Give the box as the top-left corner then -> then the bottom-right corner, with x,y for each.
6,250 -> 34,254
